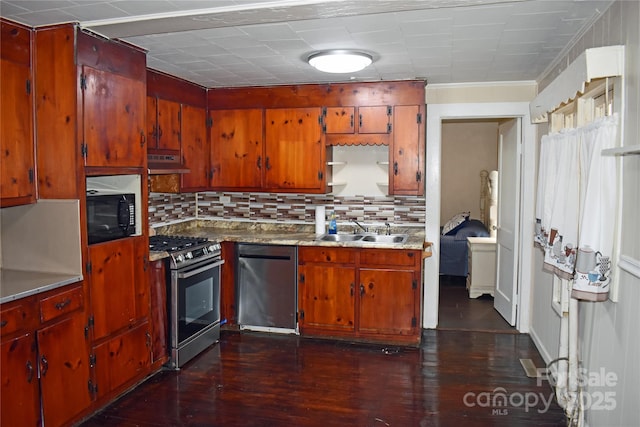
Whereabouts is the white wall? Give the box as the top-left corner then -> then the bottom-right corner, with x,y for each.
529,1 -> 640,425
440,121 -> 498,224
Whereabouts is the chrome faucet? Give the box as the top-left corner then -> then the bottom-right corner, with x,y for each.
384,222 -> 391,235
351,219 -> 368,233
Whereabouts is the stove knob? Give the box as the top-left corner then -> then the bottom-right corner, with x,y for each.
185,252 -> 193,260
175,254 -> 185,264
208,245 -> 217,253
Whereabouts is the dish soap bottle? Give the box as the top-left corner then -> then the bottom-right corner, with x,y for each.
328,211 -> 337,234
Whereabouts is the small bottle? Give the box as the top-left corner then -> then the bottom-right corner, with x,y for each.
328,211 -> 337,234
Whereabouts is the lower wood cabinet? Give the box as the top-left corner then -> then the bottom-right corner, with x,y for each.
298,246 -> 422,344
1,283 -> 91,427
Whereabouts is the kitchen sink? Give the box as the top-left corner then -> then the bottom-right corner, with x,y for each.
361,234 -> 408,244
317,233 -> 408,244
318,234 -> 365,242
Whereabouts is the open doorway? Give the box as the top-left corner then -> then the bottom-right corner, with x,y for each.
423,101 -> 537,333
437,119 -> 515,332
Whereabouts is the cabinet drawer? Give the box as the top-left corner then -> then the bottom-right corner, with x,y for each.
0,301 -> 34,335
39,286 -> 83,323
360,249 -> 419,267
299,247 -> 356,264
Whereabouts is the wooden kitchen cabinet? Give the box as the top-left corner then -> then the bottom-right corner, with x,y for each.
298,246 -> 421,344
88,236 -> 149,341
0,19 -> 36,207
1,332 -> 39,427
180,104 -> 210,191
298,264 -> 356,332
82,65 -> 147,168
265,107 -> 326,192
324,105 -> 391,146
210,108 -> 264,190
87,235 -> 151,400
389,104 -> 425,195
92,321 -> 151,400
147,97 -> 181,152
1,283 -> 91,427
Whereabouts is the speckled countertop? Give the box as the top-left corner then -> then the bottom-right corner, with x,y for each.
151,220 -> 432,261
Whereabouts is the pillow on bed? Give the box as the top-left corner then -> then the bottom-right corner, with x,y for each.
441,211 -> 470,235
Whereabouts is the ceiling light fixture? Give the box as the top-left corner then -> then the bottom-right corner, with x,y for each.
307,50 -> 373,73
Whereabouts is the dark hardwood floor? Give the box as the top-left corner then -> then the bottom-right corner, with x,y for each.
438,275 -> 515,332
79,330 -> 565,427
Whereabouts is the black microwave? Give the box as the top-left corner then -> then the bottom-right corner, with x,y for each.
86,191 -> 136,244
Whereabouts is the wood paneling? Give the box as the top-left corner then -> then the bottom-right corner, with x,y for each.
147,69 -> 206,108
208,80 -> 425,109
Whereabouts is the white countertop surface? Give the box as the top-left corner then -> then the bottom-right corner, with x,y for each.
0,268 -> 83,304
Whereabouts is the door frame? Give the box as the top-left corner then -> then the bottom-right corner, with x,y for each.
424,102 -> 536,333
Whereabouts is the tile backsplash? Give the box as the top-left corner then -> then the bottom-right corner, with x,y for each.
149,191 -> 425,227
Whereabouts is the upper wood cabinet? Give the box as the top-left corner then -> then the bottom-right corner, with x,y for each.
180,104 -> 209,191
0,19 -> 35,207
324,105 -> 391,146
82,66 -> 147,168
390,105 -> 425,196
147,97 -> 181,152
265,107 -> 326,192
210,109 -> 263,190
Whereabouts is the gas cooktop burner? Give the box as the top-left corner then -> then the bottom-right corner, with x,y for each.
149,235 -> 210,253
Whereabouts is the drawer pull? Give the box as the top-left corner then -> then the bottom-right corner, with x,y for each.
55,298 -> 72,311
0,320 -> 7,328
26,360 -> 34,383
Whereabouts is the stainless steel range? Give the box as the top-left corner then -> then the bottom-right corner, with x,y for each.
149,235 -> 223,369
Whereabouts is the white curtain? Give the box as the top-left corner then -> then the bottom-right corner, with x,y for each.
535,114 -> 618,300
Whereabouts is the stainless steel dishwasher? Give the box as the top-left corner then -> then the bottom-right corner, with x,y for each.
236,244 -> 298,333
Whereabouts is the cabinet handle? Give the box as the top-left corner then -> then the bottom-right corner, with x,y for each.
40,355 -> 49,377
350,283 -> 354,296
350,114 -> 354,128
359,114 -> 363,128
26,360 -> 34,383
146,331 -> 152,348
158,126 -> 163,138
393,162 -> 398,176
257,156 -> 262,169
360,284 -> 365,296
140,131 -> 146,147
55,298 -> 71,311
265,157 -> 271,170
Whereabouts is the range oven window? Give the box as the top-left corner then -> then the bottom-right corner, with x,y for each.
175,261 -> 221,345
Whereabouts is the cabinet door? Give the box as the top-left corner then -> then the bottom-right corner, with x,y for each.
89,238 -> 138,341
0,333 -> 39,427
38,312 -> 91,427
358,106 -> 390,134
210,109 -> 263,189
82,66 -> 146,167
298,264 -> 355,332
324,107 -> 355,134
358,269 -> 418,336
390,105 -> 424,195
265,107 -> 325,191
181,105 -> 210,191
93,321 -> 151,399
0,59 -> 35,206
156,99 -> 181,151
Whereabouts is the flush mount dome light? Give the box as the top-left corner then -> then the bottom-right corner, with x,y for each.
307,50 -> 373,73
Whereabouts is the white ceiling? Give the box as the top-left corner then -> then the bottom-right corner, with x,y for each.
1,0 -> 614,88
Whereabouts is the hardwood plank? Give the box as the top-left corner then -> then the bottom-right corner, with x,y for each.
79,331 -> 565,426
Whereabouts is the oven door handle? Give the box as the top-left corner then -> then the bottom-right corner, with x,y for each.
177,259 -> 225,279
